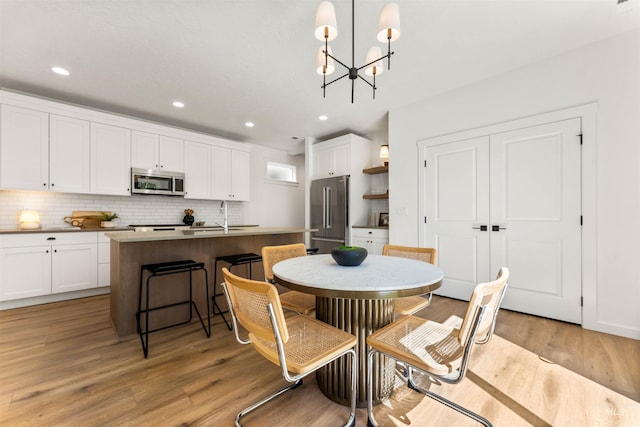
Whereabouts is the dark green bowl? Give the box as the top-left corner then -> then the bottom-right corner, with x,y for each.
330,246 -> 368,266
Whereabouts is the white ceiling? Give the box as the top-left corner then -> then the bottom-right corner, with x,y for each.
1,0 -> 638,152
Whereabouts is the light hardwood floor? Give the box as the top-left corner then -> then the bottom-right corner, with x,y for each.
0,294 -> 638,426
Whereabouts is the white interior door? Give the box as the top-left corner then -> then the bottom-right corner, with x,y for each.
490,119 -> 582,323
420,118 -> 582,324
421,136 -> 491,300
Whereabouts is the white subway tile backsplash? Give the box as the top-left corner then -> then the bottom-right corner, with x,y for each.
0,190 -> 245,229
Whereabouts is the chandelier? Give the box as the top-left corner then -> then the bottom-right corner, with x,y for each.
315,1 -> 401,103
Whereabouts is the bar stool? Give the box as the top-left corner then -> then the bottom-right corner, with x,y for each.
213,253 -> 262,330
137,259 -> 211,358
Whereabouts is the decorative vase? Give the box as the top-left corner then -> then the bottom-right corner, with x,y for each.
101,221 -> 116,228
330,246 -> 368,267
182,215 -> 194,226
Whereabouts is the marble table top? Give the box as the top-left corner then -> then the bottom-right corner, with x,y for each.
273,254 -> 443,299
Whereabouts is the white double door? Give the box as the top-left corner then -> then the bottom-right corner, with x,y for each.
420,118 -> 582,324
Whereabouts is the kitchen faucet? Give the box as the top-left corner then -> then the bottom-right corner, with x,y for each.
216,200 -> 229,234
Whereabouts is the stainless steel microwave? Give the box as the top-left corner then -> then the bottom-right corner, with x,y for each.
131,168 -> 185,196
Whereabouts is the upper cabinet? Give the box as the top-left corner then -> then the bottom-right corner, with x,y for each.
49,114 -> 91,193
212,146 -> 250,201
0,91 -> 251,201
0,106 -> 90,194
0,105 -> 49,191
90,123 -> 131,196
183,140 -> 212,200
131,131 -> 184,172
184,141 -> 250,201
312,141 -> 350,179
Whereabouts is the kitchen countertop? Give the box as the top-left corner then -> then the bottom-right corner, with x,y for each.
0,226 -> 132,234
105,226 -> 315,243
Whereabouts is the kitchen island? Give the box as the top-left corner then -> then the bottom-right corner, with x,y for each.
105,227 -> 312,338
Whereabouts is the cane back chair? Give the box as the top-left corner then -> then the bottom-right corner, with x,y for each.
221,267 -> 357,427
382,244 -> 438,316
261,243 -> 316,315
366,267 -> 509,427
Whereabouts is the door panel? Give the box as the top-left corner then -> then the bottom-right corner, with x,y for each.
490,118 -> 582,323
422,136 -> 491,299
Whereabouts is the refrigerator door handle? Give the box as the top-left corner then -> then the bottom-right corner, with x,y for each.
322,186 -> 327,229
326,186 -> 332,229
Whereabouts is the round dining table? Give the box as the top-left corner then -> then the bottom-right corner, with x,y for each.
273,254 -> 443,407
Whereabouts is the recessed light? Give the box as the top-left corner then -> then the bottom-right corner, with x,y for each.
319,115 -> 328,121
172,101 -> 185,108
51,66 -> 70,76
245,122 -> 255,128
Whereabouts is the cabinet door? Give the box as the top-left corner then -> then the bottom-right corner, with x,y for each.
158,136 -> 184,172
0,246 -> 51,301
230,150 -> 250,201
49,115 -> 91,193
0,105 -> 49,191
131,130 -> 159,170
313,146 -> 333,179
51,243 -> 97,293
211,145 -> 231,200
184,140 -> 212,199
330,143 -> 350,176
90,123 -> 131,196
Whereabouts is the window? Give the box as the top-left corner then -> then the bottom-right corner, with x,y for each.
266,161 -> 298,185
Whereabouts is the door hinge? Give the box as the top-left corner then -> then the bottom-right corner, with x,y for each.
580,296 -> 584,307
578,134 -> 583,145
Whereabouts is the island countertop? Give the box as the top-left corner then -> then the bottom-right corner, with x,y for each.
105,226 -> 314,243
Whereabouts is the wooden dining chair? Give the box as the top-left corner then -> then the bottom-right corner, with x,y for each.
221,267 -> 357,427
382,244 -> 438,316
366,267 -> 509,427
261,243 -> 316,315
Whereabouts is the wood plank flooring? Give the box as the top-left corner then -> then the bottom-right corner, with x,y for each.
0,295 -> 638,426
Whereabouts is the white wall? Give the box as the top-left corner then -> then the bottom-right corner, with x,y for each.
245,144 -> 305,227
388,29 -> 640,339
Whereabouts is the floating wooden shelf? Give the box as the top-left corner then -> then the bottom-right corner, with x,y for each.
363,192 -> 389,200
362,166 -> 388,175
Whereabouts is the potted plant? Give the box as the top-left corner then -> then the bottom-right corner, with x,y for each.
100,211 -> 119,228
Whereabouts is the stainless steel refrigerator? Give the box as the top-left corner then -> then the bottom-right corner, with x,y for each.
310,175 -> 349,254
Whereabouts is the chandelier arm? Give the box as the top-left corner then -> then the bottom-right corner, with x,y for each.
325,51 -> 351,71
357,74 -> 375,89
356,52 -> 393,72
322,72 -> 350,88
387,38 -> 392,69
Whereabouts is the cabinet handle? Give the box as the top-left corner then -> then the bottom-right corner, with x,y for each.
472,225 -> 488,231
492,225 -> 507,232
51,183 -> 55,187
46,237 -> 56,241
54,249 -> 57,253
43,183 -> 47,186
46,250 -> 49,253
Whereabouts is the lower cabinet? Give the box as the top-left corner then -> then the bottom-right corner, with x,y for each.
97,232 -> 110,287
0,232 -> 98,301
351,228 -> 389,255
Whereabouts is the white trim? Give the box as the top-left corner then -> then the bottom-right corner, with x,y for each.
417,103 -> 608,336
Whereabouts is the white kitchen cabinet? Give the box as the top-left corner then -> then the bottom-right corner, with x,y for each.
0,105 -> 49,191
212,146 -> 250,201
90,122 -> 131,196
351,228 -> 388,255
0,232 -> 98,301
312,142 -> 350,179
49,114 -> 91,193
131,131 -> 184,172
184,140 -> 212,199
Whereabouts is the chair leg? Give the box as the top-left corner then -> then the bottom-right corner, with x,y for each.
345,348 -> 357,427
235,379 -> 303,427
367,348 -> 378,427
407,372 -> 493,427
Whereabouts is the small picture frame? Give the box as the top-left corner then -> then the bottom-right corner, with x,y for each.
378,212 -> 389,227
